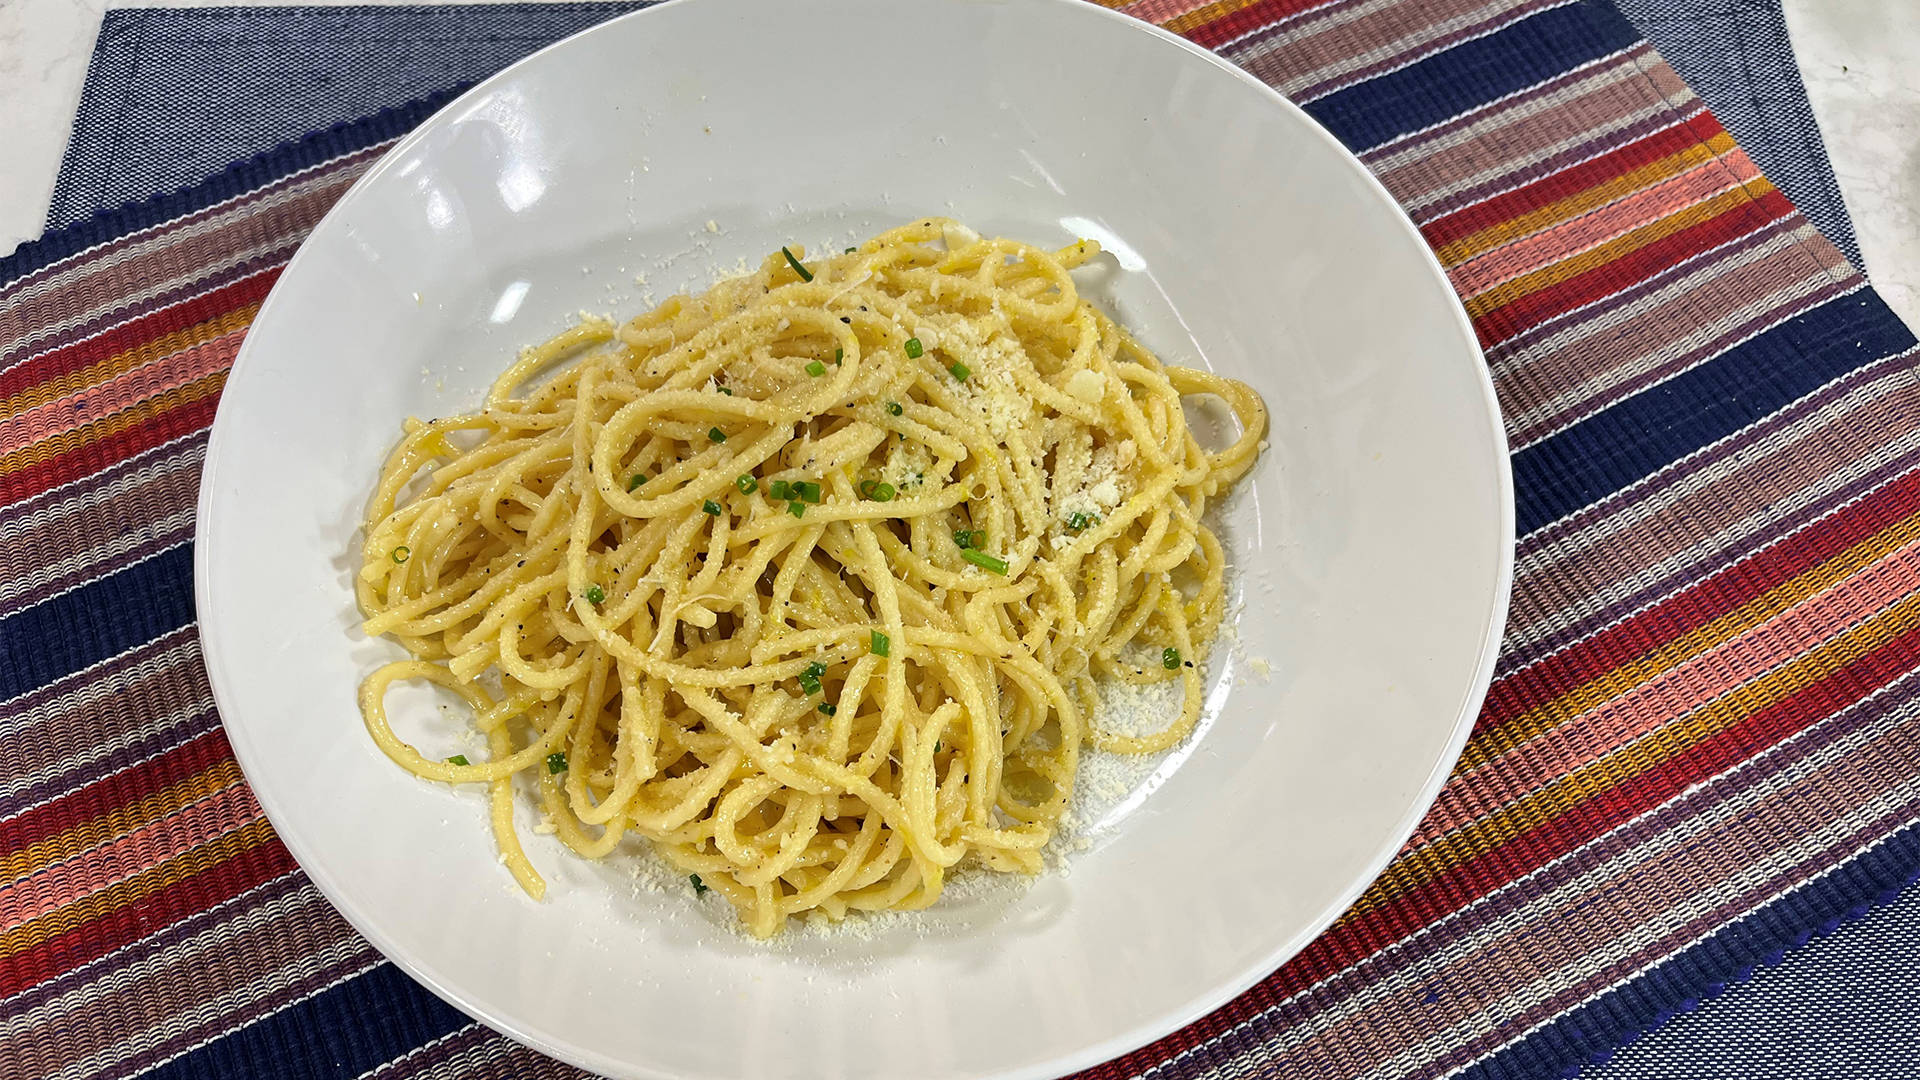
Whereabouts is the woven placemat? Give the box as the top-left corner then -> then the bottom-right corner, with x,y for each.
4,1 -> 1919,1078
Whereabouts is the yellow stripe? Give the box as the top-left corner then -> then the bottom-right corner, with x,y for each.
0,817 -> 276,958
0,304 -> 257,423
1464,176 -> 1777,319
1,759 -> 247,883
0,369 -> 226,475
1163,0 -> 1270,36
1435,133 -> 1736,266
1460,507 -> 1920,775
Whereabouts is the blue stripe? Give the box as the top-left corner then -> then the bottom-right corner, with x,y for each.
0,91 -> 463,291
0,543 -> 194,701
1513,290 -> 1919,536
1297,2 -> 1643,153
142,962 -> 470,1080
1462,820 -> 1920,1080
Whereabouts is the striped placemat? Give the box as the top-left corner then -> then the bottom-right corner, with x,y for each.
5,1 -> 1919,1078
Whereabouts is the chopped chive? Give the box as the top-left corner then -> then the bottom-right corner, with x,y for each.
885,400 -> 903,416
1163,647 -> 1181,670
834,348 -> 844,364
871,630 -> 890,657
818,702 -> 837,716
702,499 -> 722,516
584,584 -> 606,605
793,480 -> 822,503
870,482 -> 895,502
390,545 -> 411,564
717,385 -> 733,396
952,529 -> 973,549
904,337 -> 924,359
803,661 -> 828,679
446,754 -> 469,766
788,500 -> 807,518
1067,510 -> 1101,531
961,549 -> 1009,575
948,361 -> 970,382
770,479 -> 791,500
781,246 -> 814,281
858,479 -> 877,499
844,246 -> 857,253
628,473 -> 648,492
805,360 -> 827,377
799,675 -> 822,696
735,474 -> 757,494
934,741 -> 942,753
708,427 -> 726,443
690,874 -> 709,895
546,752 -> 568,774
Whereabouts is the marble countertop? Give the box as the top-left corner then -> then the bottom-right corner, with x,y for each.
0,0 -> 1915,327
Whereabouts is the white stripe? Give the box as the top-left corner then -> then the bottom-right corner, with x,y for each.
0,438 -> 203,541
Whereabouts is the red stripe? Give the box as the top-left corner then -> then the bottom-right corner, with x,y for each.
1,269 -> 276,395
1077,614 -> 1920,1077
1423,110 -> 1728,251
0,728 -> 235,858
1482,468 -> 1920,732
1180,0 -> 1333,49
1472,188 -> 1797,347
0,833 -> 296,999
0,390 -> 221,507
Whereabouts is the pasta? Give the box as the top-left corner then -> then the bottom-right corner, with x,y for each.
355,219 -> 1267,936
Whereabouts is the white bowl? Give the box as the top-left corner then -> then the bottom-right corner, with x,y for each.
195,0 -> 1512,1076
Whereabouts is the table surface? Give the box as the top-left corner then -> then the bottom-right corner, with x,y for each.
0,0 -> 1915,328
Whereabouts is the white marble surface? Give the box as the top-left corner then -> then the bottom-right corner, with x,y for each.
0,0 -> 1915,325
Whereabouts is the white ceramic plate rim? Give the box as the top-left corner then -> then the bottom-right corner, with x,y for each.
194,1 -> 1514,1075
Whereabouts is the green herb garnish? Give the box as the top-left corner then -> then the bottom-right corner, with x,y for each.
690,874 -> 709,895
1163,647 -> 1181,670
871,631 -> 891,658
781,246 -> 814,282
708,427 -> 726,443
948,361 -> 970,382
793,480 -> 822,503
1066,511 -> 1096,531
702,499 -> 722,516
446,754 -> 469,766
961,549 -> 1009,575
818,702 -> 837,716
546,752 -> 568,774
799,675 -> 822,696
628,473 -> 648,492
834,348 -> 844,364
885,400 -> 903,416
735,474 -> 757,494
788,501 -> 807,518
805,360 -> 827,377
770,479 -> 792,500
870,482 -> 895,502
583,584 -> 606,605
391,545 -> 410,564
803,661 -> 828,679
952,529 -> 973,549
904,337 -> 924,359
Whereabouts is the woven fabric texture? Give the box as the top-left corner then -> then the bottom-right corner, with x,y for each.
5,1 -> 1920,1078
41,0 -> 1858,275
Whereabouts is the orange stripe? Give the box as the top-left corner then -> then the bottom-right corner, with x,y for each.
1458,506 -> 1920,775
1435,132 -> 1736,266
0,369 -> 226,476
0,759 -> 247,884
1161,0 -> 1269,35
0,816 -> 277,958
1351,586 -> 1920,914
0,303 -> 258,422
1462,177 -> 1776,319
